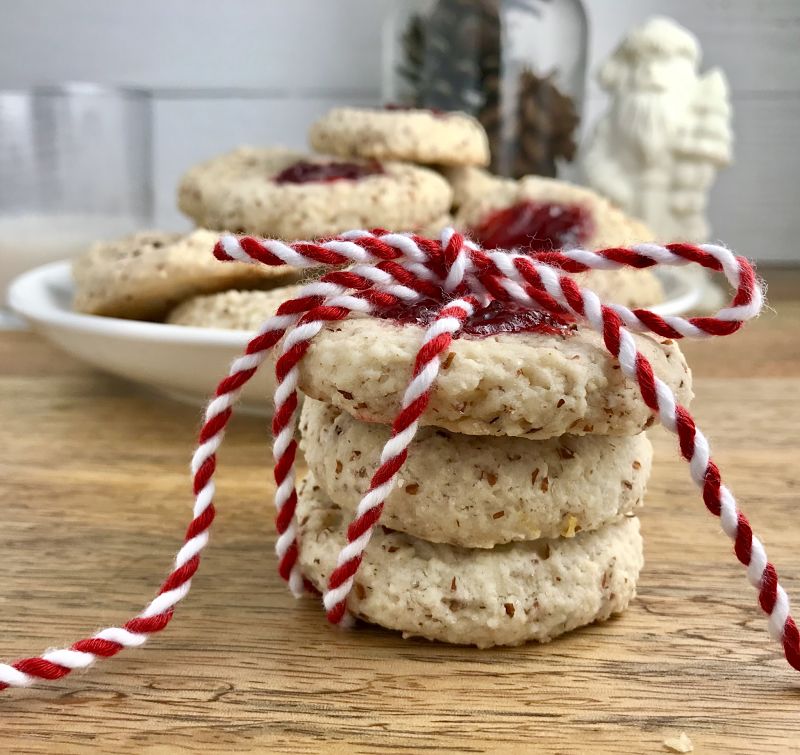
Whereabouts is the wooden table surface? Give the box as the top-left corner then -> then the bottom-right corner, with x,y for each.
1,272 -> 799,754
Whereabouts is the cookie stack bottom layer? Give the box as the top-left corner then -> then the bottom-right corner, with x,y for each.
297,398 -> 648,647
297,473 -> 643,647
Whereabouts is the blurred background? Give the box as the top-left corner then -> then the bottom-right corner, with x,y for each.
1,0 -> 797,260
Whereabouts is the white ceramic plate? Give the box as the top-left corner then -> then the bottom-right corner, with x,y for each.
8,260 -> 706,413
8,261 -> 276,413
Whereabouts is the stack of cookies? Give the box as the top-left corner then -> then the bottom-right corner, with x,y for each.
294,306 -> 693,646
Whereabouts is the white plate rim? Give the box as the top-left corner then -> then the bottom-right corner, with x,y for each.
8,260 -> 252,346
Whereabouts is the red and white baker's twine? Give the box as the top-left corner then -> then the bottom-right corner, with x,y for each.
2,228 -> 797,691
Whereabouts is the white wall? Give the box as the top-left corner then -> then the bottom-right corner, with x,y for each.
1,0 -> 798,262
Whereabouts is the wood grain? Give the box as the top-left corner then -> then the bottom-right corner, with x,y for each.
1,272 -> 799,753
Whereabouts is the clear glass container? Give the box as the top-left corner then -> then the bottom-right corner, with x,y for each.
383,0 -> 588,178
0,83 -> 153,306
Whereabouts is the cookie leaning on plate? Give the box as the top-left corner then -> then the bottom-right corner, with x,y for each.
72,230 -> 299,320
297,472 -> 644,647
300,397 -> 652,547
309,107 -> 490,167
296,310 -> 693,439
166,286 -> 302,330
177,147 -> 452,238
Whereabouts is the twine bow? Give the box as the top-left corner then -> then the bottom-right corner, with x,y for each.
1,228 -> 797,692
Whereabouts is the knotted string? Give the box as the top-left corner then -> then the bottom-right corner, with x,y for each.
1,228 -> 796,692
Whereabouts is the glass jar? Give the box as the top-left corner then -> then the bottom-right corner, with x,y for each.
383,0 -> 588,178
0,83 -> 153,308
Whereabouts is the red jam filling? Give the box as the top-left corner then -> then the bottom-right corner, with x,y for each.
471,200 -> 594,252
378,298 -> 574,339
274,160 -> 383,184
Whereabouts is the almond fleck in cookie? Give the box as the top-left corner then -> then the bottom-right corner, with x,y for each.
297,306 -> 692,439
300,398 -> 652,547
177,147 -> 452,238
166,286 -> 302,330
309,107 -> 490,167
297,472 -> 644,647
72,229 -> 298,320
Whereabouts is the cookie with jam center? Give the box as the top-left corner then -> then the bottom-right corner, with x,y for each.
455,174 -> 665,307
178,146 -> 452,239
297,471 -> 644,648
296,303 -> 692,438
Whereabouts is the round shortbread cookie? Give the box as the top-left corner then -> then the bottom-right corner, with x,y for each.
441,166 -> 504,209
455,174 -> 657,250
440,171 -> 662,307
177,147 -> 452,238
72,229 -> 298,320
453,174 -> 664,306
578,266 -> 664,309
300,398 -> 652,547
166,285 -> 302,330
309,107 -> 490,167
297,314 -> 692,438
297,472 -> 644,647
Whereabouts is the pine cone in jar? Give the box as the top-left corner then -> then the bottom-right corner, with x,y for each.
397,0 -> 503,167
513,68 -> 580,178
